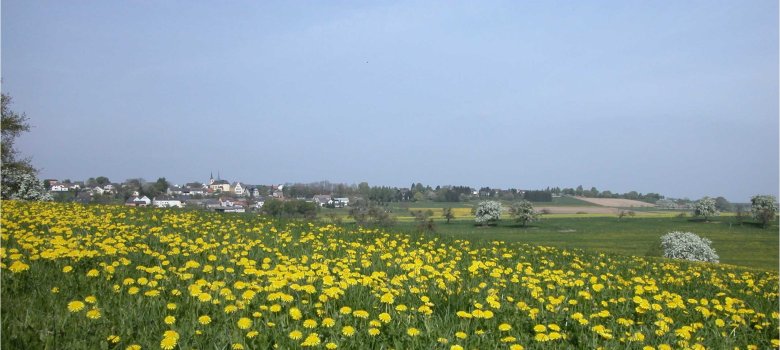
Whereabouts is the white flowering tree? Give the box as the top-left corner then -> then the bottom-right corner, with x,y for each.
693,197 -> 719,221
1,168 -> 52,201
751,195 -> 778,228
475,201 -> 502,226
510,200 -> 539,227
660,231 -> 719,263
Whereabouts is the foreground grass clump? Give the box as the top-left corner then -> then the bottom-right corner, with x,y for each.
1,201 -> 778,349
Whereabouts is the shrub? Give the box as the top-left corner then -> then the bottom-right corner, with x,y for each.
660,231 -> 719,263
475,201 -> 502,226
751,195 -> 778,228
348,199 -> 395,227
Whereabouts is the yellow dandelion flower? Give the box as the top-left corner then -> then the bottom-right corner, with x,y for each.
339,306 -> 352,315
501,336 -> 517,343
325,343 -> 338,349
126,344 -> 141,350
322,317 -> 336,327
8,261 -> 30,273
509,345 -> 524,350
86,308 -> 101,319
303,319 -> 318,328
62,265 -> 74,273
533,324 -> 547,333
456,311 -> 472,319
237,317 -> 252,330
86,269 -> 99,277
534,333 -> 549,342
455,331 -> 467,339
166,303 -> 177,310
160,336 -> 177,350
353,310 -> 369,319
301,333 -> 321,347
407,327 -> 420,336
231,343 -> 244,350
241,290 -> 256,301
289,330 -> 303,340
164,315 -> 176,325
342,326 -> 355,337
451,346 -> 464,350
380,292 -> 395,304
378,312 -> 391,323
290,307 -> 303,320
368,328 -> 380,336
198,315 -> 212,325
67,301 -> 86,313
107,335 -> 121,343
499,323 -> 512,331
246,330 -> 259,339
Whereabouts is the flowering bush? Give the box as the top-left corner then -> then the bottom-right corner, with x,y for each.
693,197 -> 718,220
1,168 -> 52,201
474,201 -> 502,225
660,231 -> 719,263
751,195 -> 778,228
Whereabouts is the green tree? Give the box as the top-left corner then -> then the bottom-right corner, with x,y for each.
1,93 -> 33,173
509,200 -> 539,227
442,207 -> 455,224
714,197 -> 733,212
262,199 -> 284,218
1,93 -> 50,201
95,176 -> 111,186
153,177 -> 170,195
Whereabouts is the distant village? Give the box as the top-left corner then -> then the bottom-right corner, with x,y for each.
46,174 -> 350,213
43,173 -> 704,213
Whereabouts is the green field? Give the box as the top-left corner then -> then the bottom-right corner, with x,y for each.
319,201 -> 777,271
3,201 -> 778,349
392,216 -> 779,271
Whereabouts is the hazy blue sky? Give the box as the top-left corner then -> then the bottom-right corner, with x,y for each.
2,1 -> 777,201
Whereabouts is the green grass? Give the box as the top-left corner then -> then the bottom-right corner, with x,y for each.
394,216 -> 779,271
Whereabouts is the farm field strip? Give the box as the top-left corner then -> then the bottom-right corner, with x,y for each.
2,201 -> 778,349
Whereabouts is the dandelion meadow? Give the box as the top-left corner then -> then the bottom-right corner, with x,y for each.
2,201 -> 778,349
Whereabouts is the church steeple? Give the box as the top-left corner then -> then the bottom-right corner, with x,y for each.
209,172 -> 215,185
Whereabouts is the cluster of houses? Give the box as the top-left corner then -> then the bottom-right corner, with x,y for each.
47,174 -> 350,213
49,181 -> 117,196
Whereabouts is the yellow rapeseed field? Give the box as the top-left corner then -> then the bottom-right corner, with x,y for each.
1,201 -> 778,349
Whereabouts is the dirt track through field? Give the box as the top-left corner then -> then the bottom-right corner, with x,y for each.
535,206 -> 620,214
573,197 -> 655,208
